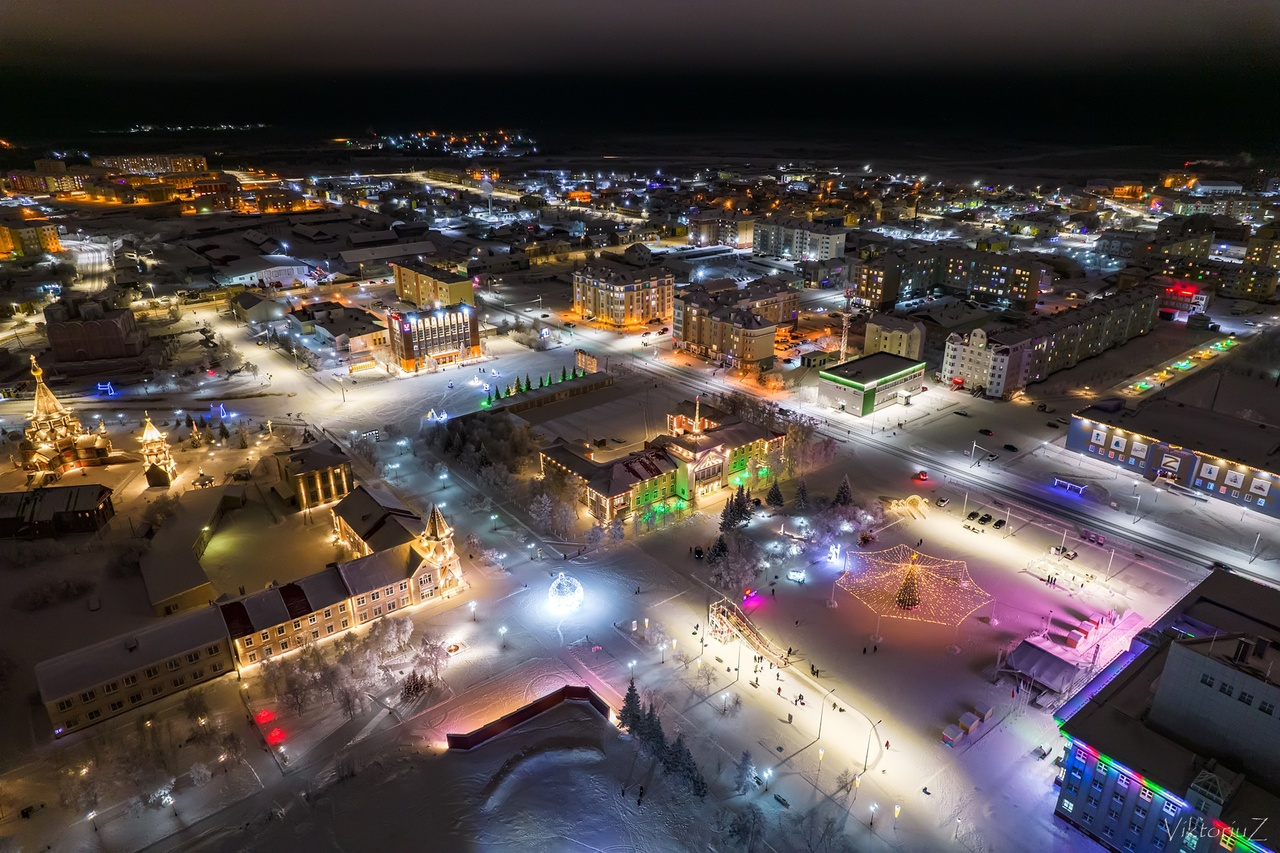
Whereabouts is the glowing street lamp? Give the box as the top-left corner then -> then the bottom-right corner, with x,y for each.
763,768 -> 772,791
870,803 -> 877,829
499,626 -> 508,648
469,600 -> 477,621
490,513 -> 499,530
894,804 -> 901,828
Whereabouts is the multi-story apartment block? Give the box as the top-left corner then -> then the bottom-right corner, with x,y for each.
540,401 -> 784,521
43,291 -> 149,363
572,264 -> 674,327
1054,571 -> 1279,853
687,211 -> 756,248
853,248 -> 940,310
1095,230 -> 1213,265
0,215 -> 62,257
90,153 -> 208,175
391,260 -> 475,307
864,314 -> 926,361
941,249 -> 1054,309
219,570 -> 352,666
1156,258 -> 1278,302
385,304 -> 481,372
753,219 -> 847,260
674,278 -> 797,369
797,257 -> 850,290
940,286 -> 1160,398
36,606 -> 233,737
1244,224 -> 1280,270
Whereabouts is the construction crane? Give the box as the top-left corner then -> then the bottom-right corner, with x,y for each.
839,312 -> 852,363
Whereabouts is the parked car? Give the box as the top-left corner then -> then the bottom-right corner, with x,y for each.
967,510 -> 980,521
564,322 -> 575,328
660,327 -> 670,334
985,453 -> 999,462
540,313 -> 549,318
993,518 -> 1006,530
979,428 -> 994,436
1003,444 -> 1019,452
954,410 -> 970,417
694,546 -> 704,559
978,513 -> 993,525
936,497 -> 950,508
1046,421 -> 1060,428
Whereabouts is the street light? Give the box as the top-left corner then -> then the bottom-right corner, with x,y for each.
854,773 -> 861,802
894,804 -> 901,828
470,600 -> 477,621
490,513 -> 499,530
499,626 -> 508,648
629,660 -> 637,676
817,687 -> 837,738
763,768 -> 772,791
864,718 -> 883,771
870,803 -> 877,829
722,692 -> 728,714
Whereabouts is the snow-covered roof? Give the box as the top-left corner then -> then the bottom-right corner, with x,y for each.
337,542 -> 423,596
34,606 -> 228,702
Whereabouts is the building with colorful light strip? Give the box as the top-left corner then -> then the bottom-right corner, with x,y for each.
1054,572 -> 1279,853
818,352 -> 927,417
1066,394 -> 1280,520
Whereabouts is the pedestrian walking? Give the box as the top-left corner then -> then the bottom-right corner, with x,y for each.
794,620 -> 799,626
771,588 -> 775,597
874,645 -> 878,653
885,740 -> 890,750
777,686 -> 782,696
863,647 -> 867,655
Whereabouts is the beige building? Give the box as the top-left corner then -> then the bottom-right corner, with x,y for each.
673,278 -> 796,368
90,153 -> 208,174
864,314 -> 926,361
0,216 -> 62,257
36,606 -> 233,737
273,442 -> 354,510
1244,224 -> 1280,270
338,505 -> 463,623
572,264 -> 674,327
219,568 -> 352,667
391,260 -> 475,307
687,212 -> 756,248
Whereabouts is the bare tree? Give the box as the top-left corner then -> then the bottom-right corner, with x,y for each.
338,684 -> 365,720
413,633 -> 450,685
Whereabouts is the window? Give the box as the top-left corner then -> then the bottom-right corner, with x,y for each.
87,710 -> 101,721
1238,691 -> 1254,706
109,701 -> 124,712
151,685 -> 165,696
341,618 -> 350,629
261,631 -> 270,642
401,595 -> 410,608
207,645 -> 220,655
57,699 -> 74,712
264,646 -> 273,656
129,693 -> 142,704
1066,784 -> 1079,795
1061,799 -> 1074,813
104,681 -> 119,694
311,630 -> 319,640
1108,808 -> 1121,820
385,586 -> 394,597
187,652 -> 201,663
308,614 -> 317,625
1163,800 -> 1179,817
247,652 -> 257,663
1112,793 -> 1125,805
1116,774 -> 1130,789
323,608 -> 332,619
145,667 -> 159,679
211,663 -> 223,673
1219,683 -> 1234,697
1102,826 -> 1114,838
167,659 -> 180,671
1125,841 -> 1138,852
1260,701 -> 1275,716
371,591 -> 380,601
1130,822 -> 1143,835
123,675 -> 138,686
1091,780 -> 1105,792
398,581 -> 408,592
245,637 -> 254,647
192,669 -> 204,680
277,626 -> 286,636
280,639 -> 289,651
358,612 -> 368,622
80,690 -> 96,703
1135,806 -> 1148,819
1087,796 -> 1100,808
171,677 -> 185,688
1082,814 -> 1093,825
1153,837 -> 1166,850
1139,788 -> 1153,803
387,600 -> 397,612
326,624 -> 335,635
293,620 -> 301,630
373,606 -> 383,617
339,603 -> 347,613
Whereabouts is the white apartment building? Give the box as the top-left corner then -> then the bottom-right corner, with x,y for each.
753,219 -> 846,261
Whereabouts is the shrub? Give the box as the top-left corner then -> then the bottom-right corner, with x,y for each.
11,577 -> 96,612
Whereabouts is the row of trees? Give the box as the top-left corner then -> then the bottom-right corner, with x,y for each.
618,680 -> 708,798
424,410 -> 537,476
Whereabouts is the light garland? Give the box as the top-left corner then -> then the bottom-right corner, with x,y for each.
837,544 -> 992,626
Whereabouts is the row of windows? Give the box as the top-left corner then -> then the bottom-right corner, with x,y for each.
61,646 -> 222,708
1201,673 -> 1277,714
58,664 -> 222,726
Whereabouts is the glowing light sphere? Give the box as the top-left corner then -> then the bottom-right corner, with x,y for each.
547,572 -> 584,614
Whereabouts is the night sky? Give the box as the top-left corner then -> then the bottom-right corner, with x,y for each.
3,1 -> 1279,147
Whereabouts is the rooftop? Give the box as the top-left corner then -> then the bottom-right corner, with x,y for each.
1075,398 -> 1280,475
337,542 -> 424,596
820,352 -> 926,386
35,606 -> 228,702
275,441 -> 350,476
392,258 -> 469,283
0,484 -> 112,523
139,487 -> 241,607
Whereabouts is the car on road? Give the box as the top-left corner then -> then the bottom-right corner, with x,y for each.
954,410 -> 970,417
694,546 -> 704,559
660,327 -> 669,334
1003,444 -> 1019,452
967,510 -> 980,521
1046,421 -> 1060,428
641,331 -> 651,337
978,513 -> 993,525
979,428 -> 994,436
985,453 -> 999,462
540,313 -> 549,318
787,567 -> 807,582
935,497 -> 950,508
917,470 -> 929,481
993,518 -> 1006,530
565,322 -> 575,328
782,358 -> 795,364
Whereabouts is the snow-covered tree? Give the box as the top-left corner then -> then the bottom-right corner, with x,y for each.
794,477 -> 810,511
551,500 -> 576,536
338,684 -> 364,720
641,702 -> 666,757
718,499 -> 737,533
709,533 -> 759,591
529,493 -> 554,531
619,679 -> 643,733
414,633 -> 450,685
584,522 -> 605,550
833,474 -> 853,507
766,480 -> 784,508
733,750 -> 756,794
189,762 -> 212,787
608,516 -> 625,544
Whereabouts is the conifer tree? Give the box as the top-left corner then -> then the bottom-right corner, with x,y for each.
766,480 -> 784,508
794,477 -> 810,510
620,678 -> 643,733
833,474 -> 853,507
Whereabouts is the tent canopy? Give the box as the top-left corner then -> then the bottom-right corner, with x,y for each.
1005,639 -> 1080,694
